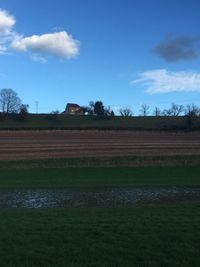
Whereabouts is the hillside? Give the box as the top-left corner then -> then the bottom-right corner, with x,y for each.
0,113 -> 200,130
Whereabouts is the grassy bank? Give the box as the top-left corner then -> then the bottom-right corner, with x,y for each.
0,113 -> 200,130
0,202 -> 200,267
1,165 -> 200,189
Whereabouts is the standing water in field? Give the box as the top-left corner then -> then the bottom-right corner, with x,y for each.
0,188 -> 200,208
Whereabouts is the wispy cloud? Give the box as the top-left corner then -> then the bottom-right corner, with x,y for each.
31,54 -> 47,64
133,69 -> 200,93
0,9 -> 80,61
153,35 -> 200,62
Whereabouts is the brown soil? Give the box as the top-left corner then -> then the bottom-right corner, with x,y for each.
0,130 -> 199,160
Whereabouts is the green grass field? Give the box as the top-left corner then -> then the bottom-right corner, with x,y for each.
0,203 -> 200,267
0,113 -> 200,130
1,165 -> 200,189
0,159 -> 200,266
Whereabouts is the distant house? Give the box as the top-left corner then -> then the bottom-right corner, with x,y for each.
64,103 -> 84,115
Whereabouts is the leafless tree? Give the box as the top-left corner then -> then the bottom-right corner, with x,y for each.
119,107 -> 133,116
104,106 -> 115,116
140,104 -> 150,116
153,106 -> 161,116
0,88 -> 21,113
162,108 -> 173,116
184,104 -> 200,130
86,101 -> 95,115
169,103 -> 184,116
162,103 -> 184,116
184,104 -> 200,118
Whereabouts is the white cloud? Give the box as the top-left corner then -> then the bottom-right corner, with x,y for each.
0,9 -> 17,54
0,9 -> 80,61
133,69 -> 200,93
0,44 -> 7,53
11,31 -> 79,59
0,9 -> 15,34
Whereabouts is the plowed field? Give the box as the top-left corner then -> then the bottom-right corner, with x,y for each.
0,130 -> 199,160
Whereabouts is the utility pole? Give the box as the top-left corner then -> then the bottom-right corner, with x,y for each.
35,101 -> 39,114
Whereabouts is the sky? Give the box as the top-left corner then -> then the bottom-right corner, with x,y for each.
0,0 -> 200,114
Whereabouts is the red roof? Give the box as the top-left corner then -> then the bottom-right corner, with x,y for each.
67,103 -> 81,108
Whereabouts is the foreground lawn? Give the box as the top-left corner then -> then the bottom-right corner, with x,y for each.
0,166 -> 200,189
0,202 -> 199,267
1,162 -> 199,266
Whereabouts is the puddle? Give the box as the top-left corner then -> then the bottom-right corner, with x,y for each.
0,187 -> 200,208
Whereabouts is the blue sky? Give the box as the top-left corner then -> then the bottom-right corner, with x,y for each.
0,0 -> 200,114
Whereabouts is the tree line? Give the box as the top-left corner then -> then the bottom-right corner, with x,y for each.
1,88 -> 200,120
80,101 -> 200,119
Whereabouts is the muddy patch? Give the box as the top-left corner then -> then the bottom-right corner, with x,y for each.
0,187 -> 200,208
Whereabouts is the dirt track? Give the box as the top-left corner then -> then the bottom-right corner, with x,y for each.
0,130 -> 200,160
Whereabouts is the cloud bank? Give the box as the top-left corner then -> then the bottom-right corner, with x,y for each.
133,69 -> 200,93
0,8 -> 79,61
153,35 -> 200,62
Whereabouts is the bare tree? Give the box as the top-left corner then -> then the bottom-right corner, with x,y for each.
162,103 -> 184,116
119,107 -> 133,116
169,103 -> 184,116
162,108 -> 173,116
153,106 -> 161,116
104,106 -> 115,116
184,104 -> 200,118
0,88 -> 21,113
140,104 -> 150,116
85,101 -> 95,115
184,104 -> 200,130
89,101 -> 94,108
